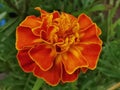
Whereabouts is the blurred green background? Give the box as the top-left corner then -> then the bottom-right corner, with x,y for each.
0,0 -> 120,90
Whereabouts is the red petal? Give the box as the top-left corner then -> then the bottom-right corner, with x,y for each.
81,67 -> 88,73
78,13 -> 93,30
32,27 -> 41,36
17,49 -> 35,72
20,16 -> 41,28
16,26 -> 39,50
53,11 -> 60,19
29,44 -> 56,71
61,66 -> 80,83
40,30 -> 48,41
80,24 -> 102,44
62,47 -> 88,74
80,44 -> 102,69
33,60 -> 61,86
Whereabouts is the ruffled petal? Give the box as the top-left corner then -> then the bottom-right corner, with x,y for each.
35,7 -> 53,30
20,15 -> 41,29
33,60 -> 61,86
65,12 -> 77,22
35,7 -> 48,18
62,47 -> 88,74
80,24 -> 102,44
29,44 -> 56,71
16,26 -> 39,50
32,27 -> 41,36
78,13 -> 93,30
17,49 -> 35,72
47,25 -> 59,42
79,44 -> 102,69
53,11 -> 60,20
61,66 -> 80,83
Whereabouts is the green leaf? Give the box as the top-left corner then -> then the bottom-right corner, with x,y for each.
0,17 -> 18,32
113,19 -> 120,30
0,12 -> 7,20
98,40 -> 120,79
88,4 -> 106,12
0,17 -> 21,42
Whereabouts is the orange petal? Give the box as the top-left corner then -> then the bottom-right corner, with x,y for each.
65,12 -> 77,22
16,26 -> 39,50
32,27 -> 41,36
33,60 -> 61,86
81,67 -> 88,73
97,26 -> 102,35
46,25 -> 59,42
20,15 -> 41,29
17,49 -> 35,72
78,13 -> 93,30
29,44 -> 56,71
79,44 -> 102,69
80,24 -> 102,45
62,47 -> 88,74
61,12 -> 77,26
61,66 -> 80,83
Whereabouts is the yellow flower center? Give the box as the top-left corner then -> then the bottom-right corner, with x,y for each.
35,13 -> 81,54
52,20 -> 80,53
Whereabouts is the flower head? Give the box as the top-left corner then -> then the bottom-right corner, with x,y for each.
16,7 -> 102,86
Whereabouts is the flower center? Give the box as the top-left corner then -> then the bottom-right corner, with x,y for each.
54,32 -> 80,53
56,45 -> 61,52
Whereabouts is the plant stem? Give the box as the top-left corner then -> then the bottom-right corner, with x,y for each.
32,78 -> 44,90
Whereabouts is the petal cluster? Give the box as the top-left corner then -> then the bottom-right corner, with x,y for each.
16,7 -> 102,86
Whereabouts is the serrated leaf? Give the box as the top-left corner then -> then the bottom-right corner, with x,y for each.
98,40 -> 120,79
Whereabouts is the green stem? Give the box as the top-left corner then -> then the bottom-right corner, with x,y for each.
32,78 -> 44,90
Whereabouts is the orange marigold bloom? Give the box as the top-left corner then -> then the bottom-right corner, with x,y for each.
16,7 -> 102,86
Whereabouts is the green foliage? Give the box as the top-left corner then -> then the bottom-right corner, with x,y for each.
99,40 -> 120,79
0,0 -> 120,90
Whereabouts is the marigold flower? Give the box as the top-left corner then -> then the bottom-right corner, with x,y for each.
16,7 -> 102,86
